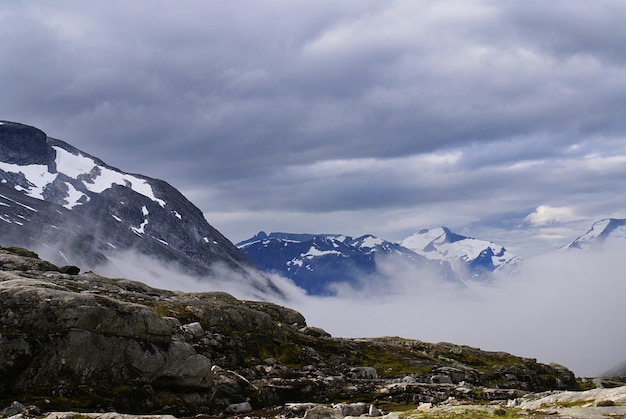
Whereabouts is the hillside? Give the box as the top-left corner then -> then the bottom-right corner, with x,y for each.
0,246 -> 579,417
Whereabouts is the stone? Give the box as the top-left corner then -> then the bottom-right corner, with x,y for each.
224,401 -> 252,413
303,405 -> 342,419
300,326 -> 331,337
332,402 -> 369,417
180,321 -> 204,339
369,404 -> 384,416
431,374 -> 453,384
348,366 -> 378,379
58,265 -> 80,275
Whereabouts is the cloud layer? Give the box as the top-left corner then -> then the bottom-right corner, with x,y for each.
2,1 -> 625,256
98,244 -> 626,378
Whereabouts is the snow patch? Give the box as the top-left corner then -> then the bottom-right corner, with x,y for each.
63,182 -> 88,209
53,147 -> 167,207
358,236 -> 385,248
301,246 -> 341,258
131,219 -> 149,235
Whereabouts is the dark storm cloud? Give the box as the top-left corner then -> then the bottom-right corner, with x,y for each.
1,0 -> 625,252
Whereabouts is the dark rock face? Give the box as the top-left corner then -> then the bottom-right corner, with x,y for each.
0,247 -> 578,416
0,122 -> 53,166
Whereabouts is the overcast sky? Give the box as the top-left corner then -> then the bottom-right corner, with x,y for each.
1,0 -> 625,256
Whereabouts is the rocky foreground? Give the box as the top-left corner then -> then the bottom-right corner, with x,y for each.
1,246 -> 623,418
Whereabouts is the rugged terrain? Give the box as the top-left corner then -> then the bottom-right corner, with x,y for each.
0,246 -> 583,418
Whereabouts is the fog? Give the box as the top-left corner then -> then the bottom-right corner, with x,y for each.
96,247 -> 625,378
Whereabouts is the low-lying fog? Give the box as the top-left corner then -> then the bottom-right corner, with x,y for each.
99,248 -> 625,378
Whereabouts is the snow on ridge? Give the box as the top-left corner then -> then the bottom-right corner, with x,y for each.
575,219 -> 612,244
53,147 -> 167,207
357,235 -> 385,248
401,227 -> 517,268
0,147 -> 167,208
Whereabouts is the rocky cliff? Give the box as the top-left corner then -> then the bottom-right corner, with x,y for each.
0,246 -> 578,417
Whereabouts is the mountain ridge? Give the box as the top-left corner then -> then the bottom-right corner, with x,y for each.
562,218 -> 626,251
238,231 -> 461,295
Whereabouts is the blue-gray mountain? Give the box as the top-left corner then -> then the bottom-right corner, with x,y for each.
400,226 -> 521,277
237,229 -> 517,295
0,121 -> 282,297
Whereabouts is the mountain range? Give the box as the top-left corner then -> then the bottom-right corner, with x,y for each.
237,227 -> 524,295
239,221 -> 625,295
237,231 -> 459,295
0,120 -> 283,298
1,120 -> 623,300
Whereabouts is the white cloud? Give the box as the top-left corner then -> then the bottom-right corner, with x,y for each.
525,205 -> 580,226
290,248 -> 626,378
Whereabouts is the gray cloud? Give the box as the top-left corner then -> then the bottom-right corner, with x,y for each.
2,0 -> 625,254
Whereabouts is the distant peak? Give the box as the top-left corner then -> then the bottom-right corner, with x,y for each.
441,226 -> 467,243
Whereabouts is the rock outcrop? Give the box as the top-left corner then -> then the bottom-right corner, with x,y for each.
0,247 -> 579,417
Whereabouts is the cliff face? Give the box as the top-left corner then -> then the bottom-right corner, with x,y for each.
0,247 -> 578,416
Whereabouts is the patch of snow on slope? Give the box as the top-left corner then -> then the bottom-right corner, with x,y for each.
63,182 -> 88,209
301,246 -> 341,258
0,162 -> 56,199
131,218 -> 148,235
358,236 -> 385,249
53,147 -> 167,207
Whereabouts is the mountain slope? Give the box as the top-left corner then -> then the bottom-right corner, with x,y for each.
400,226 -> 520,278
562,218 -> 626,251
0,121 -> 281,297
238,231 -> 457,295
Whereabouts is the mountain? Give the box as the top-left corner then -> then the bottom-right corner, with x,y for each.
0,121 -> 282,297
601,359 -> 626,378
400,226 -> 521,278
237,231 -> 457,295
562,218 -> 626,251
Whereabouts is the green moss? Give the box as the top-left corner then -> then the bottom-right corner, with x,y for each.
396,406 -> 527,418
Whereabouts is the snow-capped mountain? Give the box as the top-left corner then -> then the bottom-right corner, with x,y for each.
237,231 -> 457,295
562,218 -> 626,251
0,121 -> 282,296
400,226 -> 520,278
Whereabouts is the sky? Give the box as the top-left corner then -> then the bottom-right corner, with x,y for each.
1,1 -> 625,257
1,0 -> 625,377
